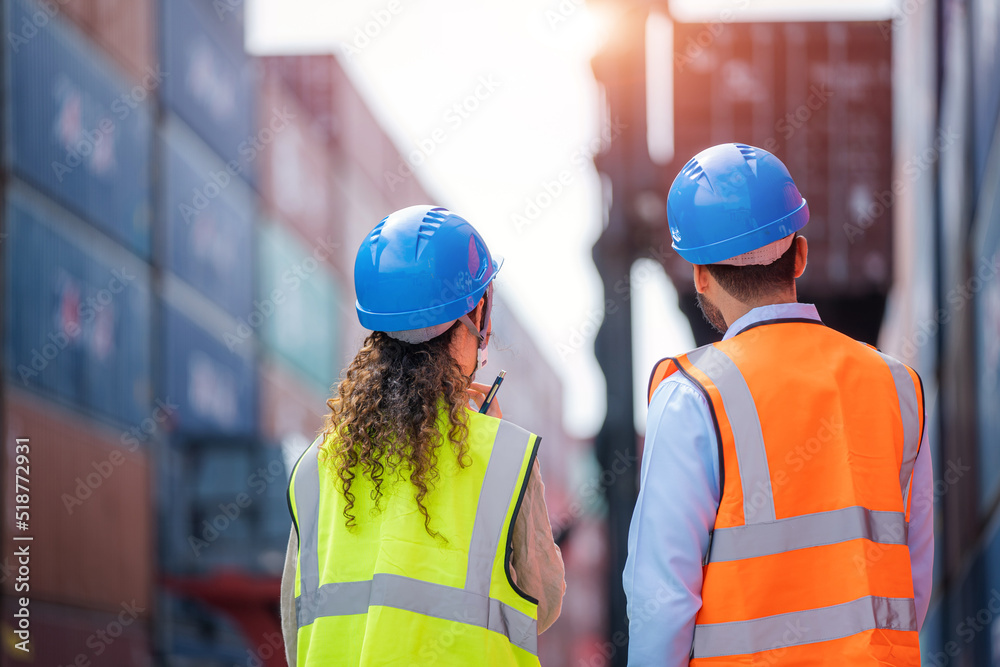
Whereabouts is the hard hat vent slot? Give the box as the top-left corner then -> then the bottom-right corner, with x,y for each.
369,217 -> 388,261
415,212 -> 445,258
736,143 -> 758,174
684,161 -> 715,194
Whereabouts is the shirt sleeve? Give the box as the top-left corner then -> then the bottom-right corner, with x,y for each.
510,456 -> 567,633
905,426 -> 934,629
624,378 -> 720,667
280,526 -> 298,666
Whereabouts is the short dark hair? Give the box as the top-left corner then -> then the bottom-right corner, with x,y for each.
705,234 -> 798,303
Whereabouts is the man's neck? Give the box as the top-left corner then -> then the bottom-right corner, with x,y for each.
721,291 -> 798,330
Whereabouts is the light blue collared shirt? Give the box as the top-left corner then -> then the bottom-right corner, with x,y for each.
623,303 -> 934,666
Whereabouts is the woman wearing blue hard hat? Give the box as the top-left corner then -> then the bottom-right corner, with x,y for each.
280,205 -> 564,666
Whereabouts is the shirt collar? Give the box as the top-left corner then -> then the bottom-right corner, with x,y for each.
722,302 -> 822,341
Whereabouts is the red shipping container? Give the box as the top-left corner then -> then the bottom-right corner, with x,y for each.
259,55 -> 341,145
1,598 -> 151,666
258,356 -> 328,447
663,21 -> 894,298
258,65 -> 333,249
58,0 -> 156,83
3,387 -> 153,613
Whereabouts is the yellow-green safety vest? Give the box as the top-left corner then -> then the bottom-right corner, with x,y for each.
287,407 -> 542,666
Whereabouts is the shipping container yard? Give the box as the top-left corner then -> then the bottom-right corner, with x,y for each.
1,0 -> 999,665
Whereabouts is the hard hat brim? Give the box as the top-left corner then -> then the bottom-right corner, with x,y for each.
357,257 -> 503,332
673,200 -> 809,265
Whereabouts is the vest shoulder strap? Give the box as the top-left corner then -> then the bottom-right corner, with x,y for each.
646,342 -> 722,405
287,433 -> 326,546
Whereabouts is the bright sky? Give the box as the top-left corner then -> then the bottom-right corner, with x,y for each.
247,0 -> 894,438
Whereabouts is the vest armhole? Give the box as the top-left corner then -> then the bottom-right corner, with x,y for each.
647,357 -> 676,405
504,434 -> 542,605
288,435 -> 323,545
910,366 -> 928,517
286,486 -> 300,545
673,363 -> 726,506
913,367 -> 927,448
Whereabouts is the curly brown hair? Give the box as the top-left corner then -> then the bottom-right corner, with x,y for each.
319,325 -> 473,537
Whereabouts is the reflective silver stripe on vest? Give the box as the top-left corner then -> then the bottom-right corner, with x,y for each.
688,345 -> 775,524
876,352 -> 922,506
466,422 -> 533,595
296,573 -> 537,655
707,506 -> 908,562
692,595 -> 917,658
291,421 -> 538,653
292,435 -> 324,602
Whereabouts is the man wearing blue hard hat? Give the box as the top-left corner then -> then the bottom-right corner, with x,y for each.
280,205 -> 564,666
624,144 -> 933,665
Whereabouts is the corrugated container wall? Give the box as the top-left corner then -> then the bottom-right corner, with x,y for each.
3,388 -> 153,613
974,160 -> 1000,511
160,0 -> 256,184
1,598 -> 152,667
258,357 -> 328,456
160,593 -> 259,664
3,187 -> 152,427
170,436 -> 288,576
665,20 -> 893,299
886,0 -> 1000,662
161,302 -> 256,436
258,62 -> 333,248
58,0 -> 156,83
972,0 -> 1000,192
257,221 -> 340,393
160,115 -> 255,319
4,0 -> 153,256
258,55 -> 340,146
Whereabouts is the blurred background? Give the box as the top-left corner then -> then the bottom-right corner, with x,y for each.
0,0 -> 998,664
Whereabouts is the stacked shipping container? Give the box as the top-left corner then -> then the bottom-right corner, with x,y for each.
880,0 -> 1000,664
3,4 -> 584,666
2,0 -> 157,663
481,299 -> 609,664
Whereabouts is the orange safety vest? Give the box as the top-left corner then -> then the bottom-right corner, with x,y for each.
648,318 -> 924,665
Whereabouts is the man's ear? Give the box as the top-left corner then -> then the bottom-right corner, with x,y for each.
693,264 -> 711,295
793,235 -> 808,279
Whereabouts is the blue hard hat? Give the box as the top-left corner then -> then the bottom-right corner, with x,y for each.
354,205 -> 501,333
667,143 -> 809,265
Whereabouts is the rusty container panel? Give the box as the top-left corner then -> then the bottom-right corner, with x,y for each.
1,598 -> 152,666
257,63 -> 333,247
664,21 -> 893,298
2,387 -> 153,612
259,54 -> 341,146
58,0 -> 156,83
258,356 -> 327,449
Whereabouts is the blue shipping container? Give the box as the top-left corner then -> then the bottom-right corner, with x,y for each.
3,188 -> 152,426
162,303 -> 256,435
257,222 -> 339,391
984,519 -> 1000,666
972,0 -> 1000,194
975,183 -> 1000,511
160,0 -> 256,182
161,117 -> 254,319
4,0 -> 153,256
919,600 -> 944,667
947,553 -> 991,667
159,435 -> 288,576
161,593 -> 255,665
